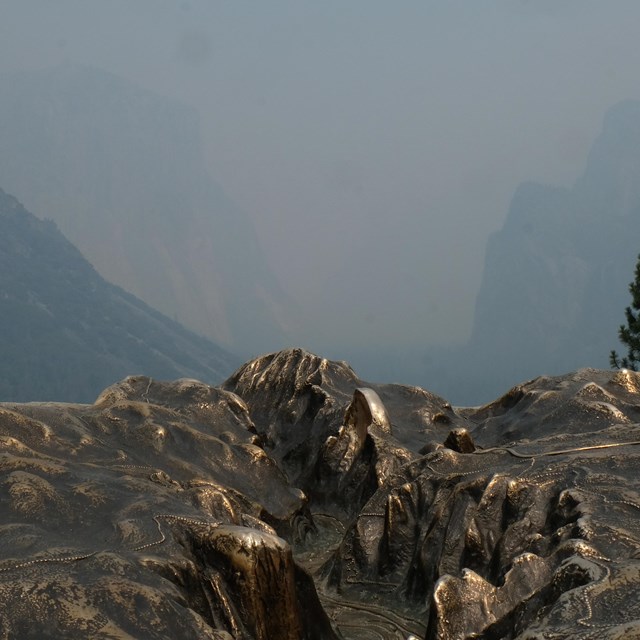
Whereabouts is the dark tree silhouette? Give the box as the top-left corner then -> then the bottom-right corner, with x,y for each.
611,254 -> 640,371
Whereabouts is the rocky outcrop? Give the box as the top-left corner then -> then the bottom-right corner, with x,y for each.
320,366 -> 640,639
224,348 -> 459,514
222,349 -> 358,462
311,387 -> 413,516
189,525 -> 335,640
1,350 -> 639,638
0,372 -> 335,638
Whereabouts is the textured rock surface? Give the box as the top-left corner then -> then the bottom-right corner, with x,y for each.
0,349 -> 639,638
0,372 -> 332,638
223,348 -> 458,517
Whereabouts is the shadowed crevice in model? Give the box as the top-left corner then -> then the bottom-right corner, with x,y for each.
0,350 -> 639,638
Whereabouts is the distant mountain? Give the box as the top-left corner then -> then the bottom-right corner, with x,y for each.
0,187 -> 238,402
0,65 -> 290,356
426,100 -> 640,404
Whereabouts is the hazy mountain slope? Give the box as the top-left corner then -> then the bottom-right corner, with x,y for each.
322,103 -> 640,405
0,65 -> 289,355
438,100 -> 640,404
0,187 -> 238,402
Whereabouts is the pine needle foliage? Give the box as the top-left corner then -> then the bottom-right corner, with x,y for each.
610,254 -> 640,371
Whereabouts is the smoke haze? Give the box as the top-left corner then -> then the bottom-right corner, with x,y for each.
2,1 -> 640,389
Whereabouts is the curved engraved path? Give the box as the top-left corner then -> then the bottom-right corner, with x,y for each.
425,439 -> 640,479
0,511 -> 222,574
0,363 -> 639,638
319,591 -> 426,640
330,437 -> 640,639
474,439 -> 640,458
0,432 -> 638,639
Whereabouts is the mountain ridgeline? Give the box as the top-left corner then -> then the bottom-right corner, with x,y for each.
1,64 -> 639,405
0,65 -> 290,356
422,101 -> 640,404
0,188 -> 237,402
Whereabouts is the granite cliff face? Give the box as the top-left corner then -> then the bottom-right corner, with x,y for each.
457,101 -> 640,403
0,348 -> 638,638
0,187 -> 236,402
0,65 -> 289,355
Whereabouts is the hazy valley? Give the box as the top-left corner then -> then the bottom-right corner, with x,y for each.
1,7 -> 640,635
1,66 -> 640,405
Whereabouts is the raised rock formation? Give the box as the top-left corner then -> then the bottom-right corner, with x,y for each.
322,367 -> 640,638
223,348 -> 459,516
0,372 -> 334,638
0,350 -> 639,638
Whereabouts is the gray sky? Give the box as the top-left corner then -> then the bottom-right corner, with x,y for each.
2,0 -> 640,353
